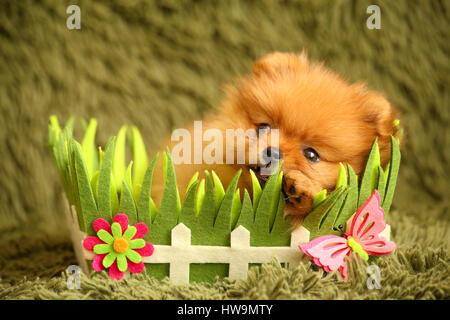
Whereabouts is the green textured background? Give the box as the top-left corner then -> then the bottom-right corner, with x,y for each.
0,0 -> 448,299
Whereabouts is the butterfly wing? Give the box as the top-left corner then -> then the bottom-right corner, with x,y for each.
299,235 -> 351,279
346,190 -> 396,256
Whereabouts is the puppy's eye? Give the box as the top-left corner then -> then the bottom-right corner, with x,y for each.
257,123 -> 271,133
303,147 -> 320,163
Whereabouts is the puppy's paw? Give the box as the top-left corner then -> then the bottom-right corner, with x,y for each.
282,171 -> 324,223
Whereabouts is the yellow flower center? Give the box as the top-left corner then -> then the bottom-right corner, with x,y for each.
113,237 -> 129,253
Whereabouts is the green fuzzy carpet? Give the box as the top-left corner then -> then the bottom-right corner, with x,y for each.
0,0 -> 448,299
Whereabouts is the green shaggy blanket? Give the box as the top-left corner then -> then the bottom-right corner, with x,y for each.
0,0 -> 448,299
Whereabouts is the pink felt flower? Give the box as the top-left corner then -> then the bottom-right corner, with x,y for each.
83,213 -> 154,280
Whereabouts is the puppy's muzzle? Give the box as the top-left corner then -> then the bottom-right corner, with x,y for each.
251,146 -> 283,187
262,146 -> 283,164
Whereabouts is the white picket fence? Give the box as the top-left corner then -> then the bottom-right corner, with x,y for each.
66,195 -> 310,283
140,223 -> 310,283
65,198 -> 392,284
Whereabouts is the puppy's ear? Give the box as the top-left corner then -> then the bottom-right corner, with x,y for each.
362,92 -> 398,137
361,91 -> 400,164
252,52 -> 309,77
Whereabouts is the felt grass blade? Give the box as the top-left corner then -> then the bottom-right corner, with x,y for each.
358,138 -> 380,207
253,164 -> 282,240
266,192 -> 290,246
235,190 -> 254,230
163,151 -> 168,179
312,189 -> 327,209
118,180 -> 138,226
67,138 -> 84,231
178,180 -> 199,226
253,170 -> 279,228
149,198 -> 157,221
320,188 -> 348,234
129,126 -> 148,200
249,169 -> 262,211
336,162 -> 348,188
81,118 -> 98,179
112,125 -> 127,191
148,151 -> 180,244
49,120 -> 74,204
180,172 -> 220,247
49,142 -> 61,170
163,150 -> 181,213
62,117 -> 75,137
247,166 -> 290,246
269,192 -> 287,234
303,187 -> 346,240
110,173 -> 119,216
371,143 -> 381,190
49,115 -> 61,145
97,137 -> 115,221
214,170 -> 241,239
334,164 -> 359,228
270,171 -> 284,228
98,146 -> 104,169
137,153 -> 158,229
50,117 -> 78,206
382,136 -> 401,215
230,189 -> 242,230
196,179 -> 205,215
187,172 -> 199,193
197,172 -> 216,228
376,165 -> 386,203
124,161 -> 133,194
72,140 -> 99,235
90,171 -> 100,202
384,161 -> 390,186
212,170 -> 225,213
312,161 -> 346,210
270,171 -> 283,224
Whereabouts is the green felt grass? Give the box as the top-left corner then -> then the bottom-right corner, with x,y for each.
53,115 -> 399,253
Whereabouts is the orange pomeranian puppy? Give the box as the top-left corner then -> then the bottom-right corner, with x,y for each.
151,52 -> 399,226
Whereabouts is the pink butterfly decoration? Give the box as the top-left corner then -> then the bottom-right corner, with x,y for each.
299,190 -> 396,279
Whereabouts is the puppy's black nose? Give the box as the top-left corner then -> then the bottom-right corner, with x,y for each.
262,147 -> 283,164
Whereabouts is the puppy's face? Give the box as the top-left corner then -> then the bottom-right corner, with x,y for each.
218,52 -> 398,220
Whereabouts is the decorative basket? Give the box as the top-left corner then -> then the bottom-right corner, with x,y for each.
49,116 -> 400,283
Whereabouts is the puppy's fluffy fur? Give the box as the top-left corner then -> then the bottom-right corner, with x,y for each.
152,52 -> 399,225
